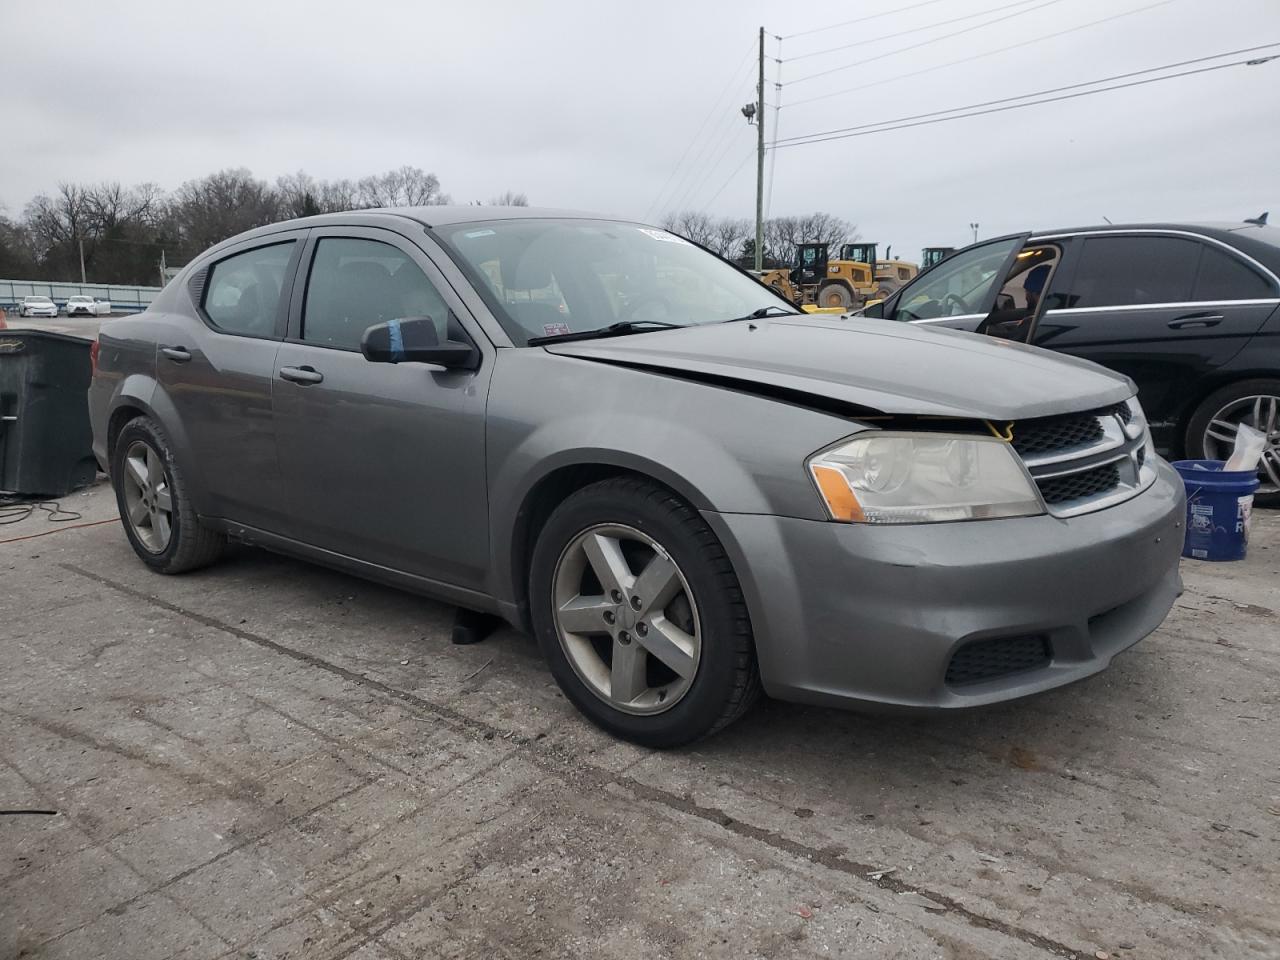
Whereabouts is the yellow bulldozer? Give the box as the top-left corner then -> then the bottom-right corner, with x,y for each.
757,242 -> 918,310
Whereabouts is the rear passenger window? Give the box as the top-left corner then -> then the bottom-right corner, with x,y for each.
1194,246 -> 1275,301
302,238 -> 450,351
203,242 -> 295,337
1062,236 -> 1198,308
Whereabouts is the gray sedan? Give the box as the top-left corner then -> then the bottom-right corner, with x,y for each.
89,207 -> 1186,746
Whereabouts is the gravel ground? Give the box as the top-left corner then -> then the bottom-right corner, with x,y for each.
1,479 -> 1277,960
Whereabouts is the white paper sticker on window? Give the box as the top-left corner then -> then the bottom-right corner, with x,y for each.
637,228 -> 689,244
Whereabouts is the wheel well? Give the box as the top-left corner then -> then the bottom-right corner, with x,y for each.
107,405 -> 146,462
508,464 -> 674,632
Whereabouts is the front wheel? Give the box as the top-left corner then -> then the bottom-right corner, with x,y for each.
816,282 -> 853,310
1185,378 -> 1280,507
111,416 -> 228,573
529,477 -> 761,747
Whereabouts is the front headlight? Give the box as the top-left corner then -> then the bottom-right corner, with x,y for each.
1125,396 -> 1157,463
808,432 -> 1045,524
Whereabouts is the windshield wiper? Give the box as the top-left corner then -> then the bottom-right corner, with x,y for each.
527,320 -> 685,346
722,305 -> 804,323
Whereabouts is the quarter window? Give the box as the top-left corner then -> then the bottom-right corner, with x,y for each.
203,241 -> 296,337
1062,236 -> 1198,308
1193,245 -> 1275,301
302,238 -> 450,351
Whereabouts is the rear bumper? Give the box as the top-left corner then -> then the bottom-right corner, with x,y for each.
705,458 -> 1186,711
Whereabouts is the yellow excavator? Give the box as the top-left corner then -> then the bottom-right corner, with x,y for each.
757,242 -> 918,310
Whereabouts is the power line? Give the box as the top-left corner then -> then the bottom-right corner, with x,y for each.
703,151 -> 756,210
645,44 -> 755,220
773,53 -> 1279,150
785,0 -> 1175,109
781,0 -> 950,41
786,0 -> 1064,86
784,0 -> 1043,63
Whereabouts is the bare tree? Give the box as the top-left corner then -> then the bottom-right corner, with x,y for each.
659,210 -> 717,248
170,168 -> 280,253
490,190 -> 529,206
763,213 -> 856,264
709,217 -> 751,259
357,166 -> 450,208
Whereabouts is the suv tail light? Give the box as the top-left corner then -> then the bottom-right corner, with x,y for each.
89,339 -> 100,374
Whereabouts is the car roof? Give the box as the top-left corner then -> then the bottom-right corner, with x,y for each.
1021,221 -> 1280,274
205,205 -> 640,257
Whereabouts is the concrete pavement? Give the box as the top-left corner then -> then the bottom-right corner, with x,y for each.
2,480 -> 1277,959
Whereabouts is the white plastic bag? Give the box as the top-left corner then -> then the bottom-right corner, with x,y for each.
1224,423 -> 1267,473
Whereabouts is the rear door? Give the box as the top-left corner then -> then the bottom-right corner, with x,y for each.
158,233 -> 304,529
1030,232 -> 1280,432
271,226 -> 493,590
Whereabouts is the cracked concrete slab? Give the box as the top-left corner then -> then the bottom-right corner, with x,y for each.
2,480 -> 1277,959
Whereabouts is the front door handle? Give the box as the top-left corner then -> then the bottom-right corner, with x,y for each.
279,365 -> 324,385
1168,314 -> 1223,330
160,346 -> 192,362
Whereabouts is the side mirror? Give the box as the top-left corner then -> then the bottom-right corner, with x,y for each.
361,316 -> 480,370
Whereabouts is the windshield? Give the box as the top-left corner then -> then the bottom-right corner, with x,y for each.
26,297 -> 52,304
432,218 -> 794,344
892,237 -> 1020,322
70,296 -> 91,302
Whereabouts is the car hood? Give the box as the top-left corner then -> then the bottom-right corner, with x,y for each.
543,316 -> 1134,420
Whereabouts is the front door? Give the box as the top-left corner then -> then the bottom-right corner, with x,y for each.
157,235 -> 303,529
1030,233 -> 1279,442
271,227 -> 493,591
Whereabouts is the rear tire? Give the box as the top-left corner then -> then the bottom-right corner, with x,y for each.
1184,378 -> 1280,508
529,477 -> 761,747
111,416 -> 228,573
816,282 -> 853,310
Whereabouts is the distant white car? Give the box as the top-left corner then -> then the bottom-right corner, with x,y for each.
17,296 -> 59,318
65,295 -> 111,317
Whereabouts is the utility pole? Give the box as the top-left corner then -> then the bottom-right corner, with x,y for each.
158,248 -> 168,288
754,26 -> 765,272
78,237 -> 87,283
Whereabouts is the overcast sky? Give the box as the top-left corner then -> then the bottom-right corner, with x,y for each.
3,0 -> 1278,257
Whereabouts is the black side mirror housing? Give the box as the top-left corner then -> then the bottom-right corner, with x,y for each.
361,316 -> 480,370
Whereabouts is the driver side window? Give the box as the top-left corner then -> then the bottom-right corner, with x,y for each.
893,237 -> 1021,322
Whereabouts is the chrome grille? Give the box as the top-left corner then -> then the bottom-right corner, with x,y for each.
1012,400 -> 1154,517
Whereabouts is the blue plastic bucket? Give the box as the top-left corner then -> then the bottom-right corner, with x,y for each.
1172,460 -> 1260,561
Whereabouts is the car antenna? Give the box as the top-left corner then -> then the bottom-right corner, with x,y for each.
1244,211 -> 1268,226
1102,216 -> 1112,224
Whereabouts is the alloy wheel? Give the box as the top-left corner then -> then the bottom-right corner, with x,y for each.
1202,393 -> 1280,494
551,523 -> 701,715
121,440 -> 174,552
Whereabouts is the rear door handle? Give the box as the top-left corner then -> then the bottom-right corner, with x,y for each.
279,365 -> 324,385
160,346 -> 192,362
1167,314 -> 1223,330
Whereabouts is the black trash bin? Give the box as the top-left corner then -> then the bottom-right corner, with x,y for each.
0,330 -> 98,497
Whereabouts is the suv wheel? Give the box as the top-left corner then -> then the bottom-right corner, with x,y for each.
529,477 -> 761,747
111,416 -> 227,573
1185,378 -> 1280,507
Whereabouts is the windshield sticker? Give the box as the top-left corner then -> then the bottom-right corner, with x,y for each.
637,228 -> 689,245
463,228 -> 496,238
542,322 -> 571,337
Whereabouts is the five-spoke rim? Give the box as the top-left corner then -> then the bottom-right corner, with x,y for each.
1203,394 -> 1280,494
121,440 -> 173,553
551,523 -> 701,716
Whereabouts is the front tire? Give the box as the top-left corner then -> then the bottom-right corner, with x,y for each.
111,416 -> 227,573
816,282 -> 854,310
1185,378 -> 1280,507
529,477 -> 761,747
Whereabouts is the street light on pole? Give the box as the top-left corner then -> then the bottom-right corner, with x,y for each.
969,222 -> 980,244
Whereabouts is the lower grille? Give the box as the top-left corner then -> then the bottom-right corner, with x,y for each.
1037,462 -> 1122,505
945,635 -> 1052,686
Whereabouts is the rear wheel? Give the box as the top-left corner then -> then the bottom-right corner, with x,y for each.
111,416 -> 228,572
1185,378 -> 1280,507
816,282 -> 853,310
529,477 -> 761,747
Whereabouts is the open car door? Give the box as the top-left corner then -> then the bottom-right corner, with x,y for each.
863,233 -> 1031,331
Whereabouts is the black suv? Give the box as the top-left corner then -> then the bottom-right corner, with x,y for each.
865,221 -> 1280,504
